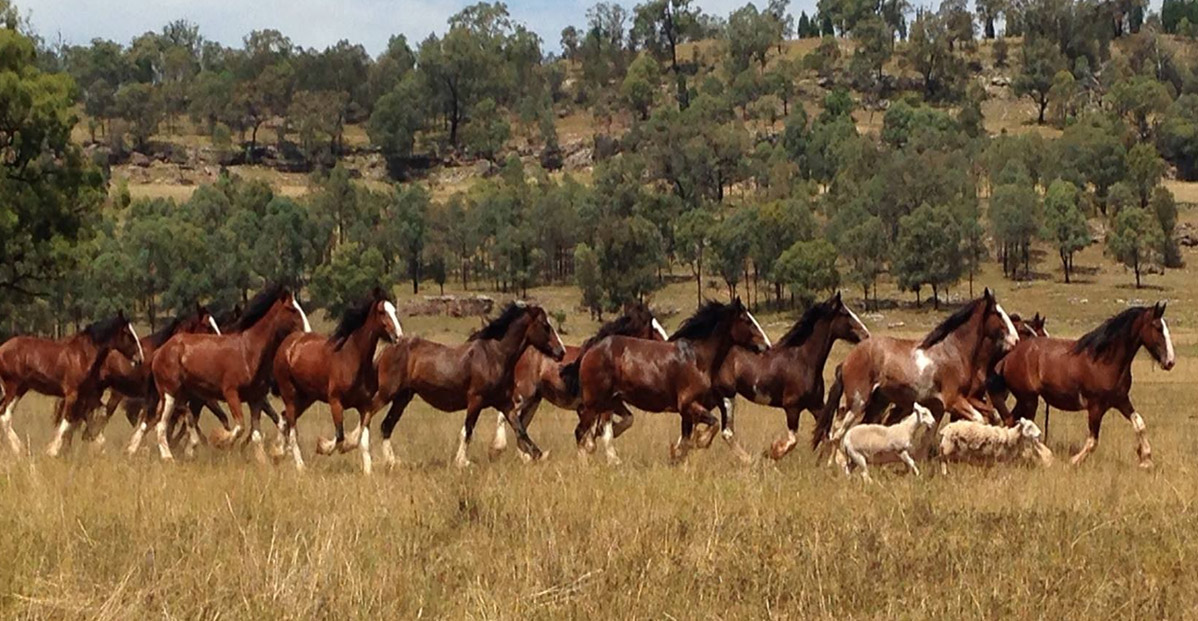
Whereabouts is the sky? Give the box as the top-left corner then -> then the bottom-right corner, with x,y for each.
20,0 -> 822,56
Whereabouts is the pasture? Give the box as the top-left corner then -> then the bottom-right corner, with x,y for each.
2,239 -> 1198,619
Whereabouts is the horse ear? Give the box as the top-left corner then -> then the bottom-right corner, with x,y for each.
834,291 -> 842,303
117,309 -> 126,321
983,287 -> 994,301
1154,302 -> 1166,317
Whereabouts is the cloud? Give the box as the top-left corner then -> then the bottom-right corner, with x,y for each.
22,0 -> 820,55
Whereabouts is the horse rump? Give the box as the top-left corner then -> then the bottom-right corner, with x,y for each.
810,363 -> 844,450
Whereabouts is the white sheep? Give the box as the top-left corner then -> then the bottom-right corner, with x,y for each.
938,418 -> 1054,475
840,403 -> 936,483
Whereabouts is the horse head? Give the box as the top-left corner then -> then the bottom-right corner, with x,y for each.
829,292 -> 871,344
623,301 -> 668,341
729,297 -> 771,354
193,302 -> 221,335
523,304 -> 566,361
108,310 -> 144,366
372,288 -> 404,343
1141,302 -> 1175,371
1029,312 -> 1049,337
982,288 -> 1019,353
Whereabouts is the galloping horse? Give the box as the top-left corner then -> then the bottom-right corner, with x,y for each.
0,312 -> 144,457
370,302 -> 565,468
987,304 -> 1173,468
811,289 -> 1019,453
130,285 -> 311,461
272,288 -> 403,473
575,298 -> 771,464
1011,313 -> 1049,340
489,302 -> 668,460
713,293 -> 871,462
79,304 -> 221,447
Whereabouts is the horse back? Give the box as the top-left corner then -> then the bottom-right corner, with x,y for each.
0,336 -> 79,395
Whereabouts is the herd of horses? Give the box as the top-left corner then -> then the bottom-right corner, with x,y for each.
0,284 -> 1176,475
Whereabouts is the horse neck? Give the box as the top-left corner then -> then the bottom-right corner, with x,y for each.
794,320 -> 838,373
1104,327 -> 1144,374
690,329 -> 734,377
242,308 -> 293,373
340,321 -> 385,373
935,310 -> 988,376
72,335 -> 110,382
486,315 -> 535,373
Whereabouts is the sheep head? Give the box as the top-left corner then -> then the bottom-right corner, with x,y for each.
1017,419 -> 1054,467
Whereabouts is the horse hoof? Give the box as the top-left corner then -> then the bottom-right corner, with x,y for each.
537,450 -> 550,463
454,459 -> 473,469
1139,459 -> 1154,469
314,437 -> 336,456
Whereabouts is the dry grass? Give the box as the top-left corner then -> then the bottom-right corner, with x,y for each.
4,238 -> 1198,618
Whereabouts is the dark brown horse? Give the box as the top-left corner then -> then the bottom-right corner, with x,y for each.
130,285 -> 311,461
811,289 -> 1019,454
272,288 -> 403,473
488,302 -> 668,460
0,312 -> 144,457
575,298 -> 771,464
76,304 -> 221,449
371,302 -> 565,468
713,293 -> 871,462
988,304 -> 1173,468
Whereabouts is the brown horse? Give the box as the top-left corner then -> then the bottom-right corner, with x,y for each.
130,285 -> 311,461
713,293 -> 871,462
0,312 -> 144,457
811,289 -> 1019,453
488,302 -> 668,460
575,298 -> 771,464
371,302 -> 565,468
272,288 -> 403,473
988,304 -> 1173,468
76,304 -> 221,449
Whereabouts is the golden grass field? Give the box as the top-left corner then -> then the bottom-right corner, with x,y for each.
2,210 -> 1198,618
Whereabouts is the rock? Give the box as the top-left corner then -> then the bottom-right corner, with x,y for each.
402,295 -> 495,318
473,159 -> 498,177
990,75 -> 1011,87
129,152 -> 151,168
563,147 -> 592,171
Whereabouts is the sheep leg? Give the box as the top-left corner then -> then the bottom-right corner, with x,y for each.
899,449 -> 920,477
1115,399 -> 1152,468
844,444 -> 871,483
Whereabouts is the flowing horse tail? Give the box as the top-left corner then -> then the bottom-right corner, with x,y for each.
559,359 -> 581,399
811,363 -> 844,450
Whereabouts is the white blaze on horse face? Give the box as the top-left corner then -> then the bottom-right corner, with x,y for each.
746,311 -> 771,348
128,323 -> 145,363
549,321 -> 565,354
382,300 -> 403,337
845,304 -> 870,339
292,297 -> 312,332
1161,318 -> 1175,369
995,305 -> 1018,350
207,316 -> 222,335
651,317 -> 668,340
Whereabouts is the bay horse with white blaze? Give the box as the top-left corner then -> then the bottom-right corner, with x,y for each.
811,289 -> 1019,453
576,298 -> 771,464
272,287 -> 403,473
713,292 -> 871,462
489,302 -> 668,459
370,302 -> 565,468
988,303 -> 1173,468
0,312 -> 144,457
131,285 -> 311,461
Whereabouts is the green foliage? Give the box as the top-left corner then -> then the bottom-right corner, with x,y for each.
1150,186 -> 1182,268
1013,37 -> 1066,124
1107,76 -> 1172,140
990,171 -> 1042,279
368,74 -> 425,176
1107,206 -> 1165,288
114,82 -> 164,150
573,242 -> 604,319
1156,95 -> 1198,181
621,53 -> 660,120
462,98 -> 512,162
893,203 -> 961,307
774,239 -> 840,306
1126,142 -> 1166,208
1041,179 -> 1090,282
308,242 -> 391,314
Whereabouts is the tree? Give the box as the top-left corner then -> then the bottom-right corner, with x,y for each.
905,9 -> 967,101
1013,37 -> 1065,124
461,98 -> 511,162
254,197 -> 320,287
381,185 -> 430,294
976,0 -> 1005,38
850,16 -> 894,86
894,203 -> 961,308
309,243 -> 392,314
621,53 -> 660,119
1150,186 -> 1182,268
1107,206 -> 1164,288
773,239 -> 840,307
726,3 -> 778,73
711,208 -> 755,298
1107,76 -> 1172,140
674,206 -> 716,305
632,0 -> 703,108
831,204 -> 888,308
368,74 -> 425,177
803,36 -> 840,81
990,174 -> 1042,278
114,82 -> 164,151
289,89 -> 345,165
1041,179 -> 1090,283
573,242 -> 604,319
1156,94 -> 1198,181
0,27 -> 105,303
1126,142 -> 1166,208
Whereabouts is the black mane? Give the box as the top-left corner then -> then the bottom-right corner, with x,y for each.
919,298 -> 986,349
777,299 -> 837,349
82,315 -> 127,344
1072,306 -> 1147,359
234,284 -> 286,332
469,302 -> 531,341
577,304 -> 652,355
329,290 -> 385,350
670,300 -> 736,342
147,313 -> 187,348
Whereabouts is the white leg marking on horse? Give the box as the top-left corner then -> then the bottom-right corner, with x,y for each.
746,311 -> 771,348
359,426 -> 372,475
128,323 -> 145,363
722,398 -> 736,439
289,427 -> 304,470
1162,319 -> 1175,369
454,425 -> 470,467
47,418 -> 71,457
995,304 -> 1018,350
493,411 -> 508,451
1131,412 -> 1146,433
652,317 -> 668,340
293,298 -> 312,333
156,394 -> 176,460
126,421 -> 147,455
1,396 -> 22,454
383,300 -> 403,337
382,438 -> 396,466
602,419 -> 620,465
208,316 -> 221,335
